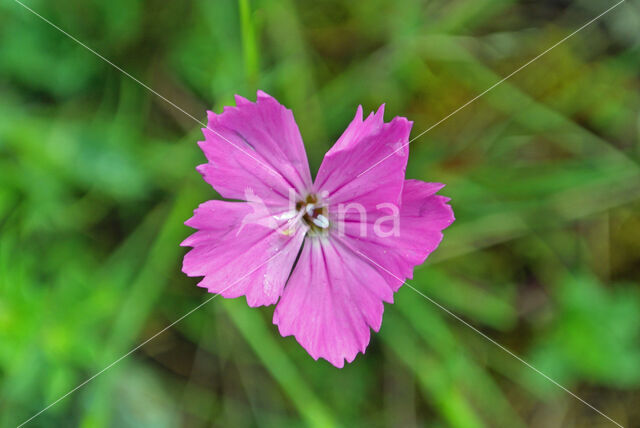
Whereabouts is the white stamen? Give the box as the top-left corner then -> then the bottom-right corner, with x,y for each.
312,214 -> 329,229
305,203 -> 315,216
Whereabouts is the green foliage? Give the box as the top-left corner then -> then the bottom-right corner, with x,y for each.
1,0 -> 639,426
531,274 -> 640,387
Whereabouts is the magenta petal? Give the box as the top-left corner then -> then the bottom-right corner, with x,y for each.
197,91 -> 312,206
181,200 -> 305,307
273,238 -> 393,368
314,105 -> 412,209
337,179 -> 454,291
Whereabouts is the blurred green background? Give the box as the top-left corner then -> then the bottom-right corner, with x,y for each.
1,0 -> 640,426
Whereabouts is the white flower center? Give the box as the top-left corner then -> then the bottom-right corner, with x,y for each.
296,194 -> 329,233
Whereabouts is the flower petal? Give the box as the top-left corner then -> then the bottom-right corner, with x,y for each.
336,179 -> 454,291
273,238 -> 393,368
181,200 -> 305,307
197,90 -> 312,206
314,105 -> 412,209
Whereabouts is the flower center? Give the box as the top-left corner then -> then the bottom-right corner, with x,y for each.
296,193 -> 329,233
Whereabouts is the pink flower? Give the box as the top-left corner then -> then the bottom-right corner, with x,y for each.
182,91 -> 454,368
